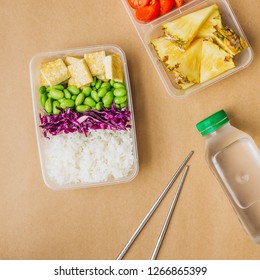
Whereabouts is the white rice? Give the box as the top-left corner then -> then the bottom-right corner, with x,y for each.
43,129 -> 134,186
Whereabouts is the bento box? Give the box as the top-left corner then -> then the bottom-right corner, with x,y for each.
30,45 -> 139,190
122,0 -> 253,98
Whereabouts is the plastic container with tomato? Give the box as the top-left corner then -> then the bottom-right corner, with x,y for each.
121,0 -> 253,98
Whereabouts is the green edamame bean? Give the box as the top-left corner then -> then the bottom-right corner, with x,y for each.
82,86 -> 92,96
52,84 -> 64,91
53,101 -> 61,115
59,98 -> 66,103
64,89 -> 71,99
110,80 -> 115,87
91,90 -> 100,102
75,92 -> 85,106
39,86 -> 46,94
91,76 -> 97,87
113,82 -> 126,89
71,95 -> 77,101
101,82 -> 111,90
95,79 -> 102,89
40,93 -> 48,107
116,104 -> 121,110
76,105 -> 90,113
96,102 -> 103,111
102,91 -> 114,105
114,88 -> 127,97
84,97 -> 96,108
114,95 -> 127,104
45,97 -> 52,113
103,103 -> 111,108
49,89 -> 64,100
120,102 -> 127,108
60,99 -> 75,109
46,86 -> 51,92
97,87 -> 107,98
67,85 -> 80,95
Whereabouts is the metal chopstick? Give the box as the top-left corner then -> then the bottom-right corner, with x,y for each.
116,151 -> 194,260
151,165 -> 189,260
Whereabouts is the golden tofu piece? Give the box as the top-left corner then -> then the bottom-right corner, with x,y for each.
97,74 -> 108,81
40,58 -> 70,86
104,54 -> 124,83
65,56 -> 81,66
68,77 -> 77,86
68,59 -> 93,88
40,72 -> 49,86
84,51 -> 105,76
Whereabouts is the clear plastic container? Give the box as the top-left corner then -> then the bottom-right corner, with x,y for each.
30,45 -> 139,190
122,0 -> 254,98
196,110 -> 260,243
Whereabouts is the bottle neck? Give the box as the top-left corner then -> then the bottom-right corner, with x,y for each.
204,122 -> 231,139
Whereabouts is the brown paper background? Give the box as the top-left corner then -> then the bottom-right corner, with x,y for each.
1,0 -> 260,260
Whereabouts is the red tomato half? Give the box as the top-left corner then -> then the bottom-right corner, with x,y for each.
127,0 -> 150,9
159,0 -> 174,15
173,0 -> 184,8
135,0 -> 160,22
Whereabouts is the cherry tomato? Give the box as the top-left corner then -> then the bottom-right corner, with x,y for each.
173,0 -> 184,8
159,0 -> 174,15
127,0 -> 150,9
135,0 -> 160,22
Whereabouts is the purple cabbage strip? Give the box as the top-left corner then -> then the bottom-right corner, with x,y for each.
39,104 -> 131,138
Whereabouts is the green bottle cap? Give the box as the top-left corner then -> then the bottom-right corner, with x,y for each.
196,110 -> 229,136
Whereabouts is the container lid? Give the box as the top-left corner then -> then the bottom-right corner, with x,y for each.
196,110 -> 229,136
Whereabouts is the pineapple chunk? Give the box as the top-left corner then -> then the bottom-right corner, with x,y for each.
197,8 -> 248,56
163,4 -> 218,49
200,39 -> 235,83
84,51 -> 106,76
213,25 -> 248,56
151,36 -> 180,62
172,71 -> 195,90
104,54 -> 124,83
197,8 -> 223,38
68,59 -> 93,88
65,56 -> 81,66
166,38 -> 203,84
40,58 -> 70,86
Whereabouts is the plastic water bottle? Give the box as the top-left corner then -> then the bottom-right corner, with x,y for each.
196,110 -> 260,243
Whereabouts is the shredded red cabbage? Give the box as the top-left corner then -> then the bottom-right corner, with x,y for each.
39,104 -> 131,138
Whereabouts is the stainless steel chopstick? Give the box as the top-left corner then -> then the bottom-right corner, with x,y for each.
151,165 -> 189,260
116,151 -> 194,260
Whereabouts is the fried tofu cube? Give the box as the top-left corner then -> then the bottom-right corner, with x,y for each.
96,74 -> 108,81
40,72 -> 49,86
65,56 -> 81,66
84,51 -> 106,76
68,76 -> 77,86
68,59 -> 93,88
104,54 -> 124,83
40,58 -> 70,86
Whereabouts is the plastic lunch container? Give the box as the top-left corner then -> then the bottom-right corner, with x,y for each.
30,45 -> 139,190
122,0 -> 254,98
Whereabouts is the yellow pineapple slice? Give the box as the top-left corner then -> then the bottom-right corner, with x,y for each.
151,36 -> 180,62
197,8 -> 223,38
213,25 -> 248,56
200,39 -> 235,83
197,7 -> 248,56
163,4 -> 218,49
166,38 -> 203,84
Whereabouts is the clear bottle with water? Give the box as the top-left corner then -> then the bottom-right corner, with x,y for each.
196,110 -> 260,243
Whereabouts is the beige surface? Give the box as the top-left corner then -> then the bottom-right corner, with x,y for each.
1,0 -> 260,260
